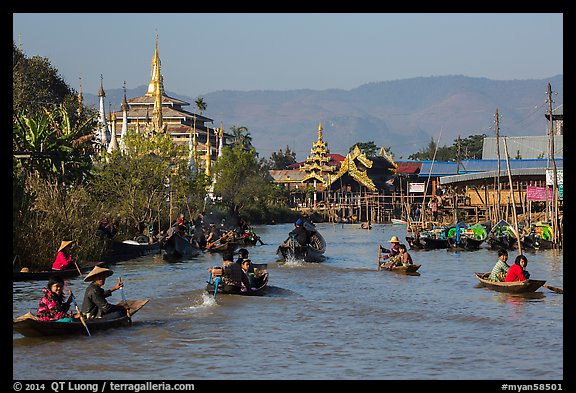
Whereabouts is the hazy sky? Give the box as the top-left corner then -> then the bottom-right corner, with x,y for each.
13,13 -> 563,97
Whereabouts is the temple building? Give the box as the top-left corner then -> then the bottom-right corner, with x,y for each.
269,122 -> 397,194
299,121 -> 337,191
102,35 -> 232,171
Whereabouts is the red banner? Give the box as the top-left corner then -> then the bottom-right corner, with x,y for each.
527,186 -> 554,201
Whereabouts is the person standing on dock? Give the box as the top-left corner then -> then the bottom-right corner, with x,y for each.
428,197 -> 439,221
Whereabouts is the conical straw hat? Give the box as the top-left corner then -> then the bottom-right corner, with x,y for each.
57,240 -> 75,253
83,265 -> 113,282
388,236 -> 400,243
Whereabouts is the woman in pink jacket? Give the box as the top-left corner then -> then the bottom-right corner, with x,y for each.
51,240 -> 75,270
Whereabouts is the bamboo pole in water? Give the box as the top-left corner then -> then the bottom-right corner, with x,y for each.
503,138 -> 522,255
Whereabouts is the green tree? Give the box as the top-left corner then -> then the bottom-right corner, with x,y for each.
264,145 -> 297,169
13,104 -> 96,182
453,134 -> 486,159
88,130 -> 203,235
349,141 -> 379,156
212,146 -> 273,222
195,97 -> 207,114
408,137 -> 454,161
229,125 -> 254,151
13,42 -> 86,122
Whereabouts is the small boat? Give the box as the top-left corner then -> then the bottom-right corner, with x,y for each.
521,222 -> 556,250
391,218 -> 409,225
418,226 -> 451,249
381,264 -> 421,273
486,220 -> 518,250
161,232 -> 201,260
13,299 -> 148,337
406,230 -> 425,249
12,261 -> 101,282
205,240 -> 239,253
474,272 -> 546,294
235,230 -> 263,246
107,239 -> 161,263
206,264 -> 269,296
447,222 -> 488,250
277,225 -> 326,262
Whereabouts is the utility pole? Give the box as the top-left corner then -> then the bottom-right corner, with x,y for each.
547,82 -> 560,247
494,109 -> 501,222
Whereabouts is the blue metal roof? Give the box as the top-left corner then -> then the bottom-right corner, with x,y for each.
418,161 -> 458,177
458,158 -> 563,173
411,158 -> 562,178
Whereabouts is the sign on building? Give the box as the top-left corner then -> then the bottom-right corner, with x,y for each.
527,185 -> 561,201
546,169 -> 563,186
409,182 -> 425,193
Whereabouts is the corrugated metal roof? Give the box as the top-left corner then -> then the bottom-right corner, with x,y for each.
440,167 -> 559,185
395,161 -> 422,175
459,158 -> 563,173
482,136 -> 563,159
268,169 -> 306,181
419,161 -> 458,177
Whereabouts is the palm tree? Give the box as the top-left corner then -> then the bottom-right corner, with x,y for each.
229,125 -> 253,150
195,97 -> 207,115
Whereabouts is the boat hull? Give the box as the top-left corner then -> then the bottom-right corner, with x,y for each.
382,264 -> 421,273
277,230 -> 326,262
206,264 -> 269,296
13,262 -> 101,282
161,234 -> 200,260
13,299 -> 148,337
108,240 -> 161,263
474,272 -> 545,294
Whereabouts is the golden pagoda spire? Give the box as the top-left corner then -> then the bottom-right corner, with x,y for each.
205,127 -> 211,177
193,115 -> 198,172
217,121 -> 224,158
152,73 -> 164,132
146,32 -> 164,97
77,77 -> 83,117
300,120 -> 334,185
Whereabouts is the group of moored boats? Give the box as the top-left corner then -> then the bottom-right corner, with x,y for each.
406,220 -> 556,251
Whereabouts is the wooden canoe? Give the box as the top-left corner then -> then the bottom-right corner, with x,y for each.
474,272 -> 546,294
107,239 -> 161,263
12,261 -> 101,282
206,264 -> 269,296
205,240 -> 239,254
13,299 -> 148,337
161,233 -> 200,260
382,264 -> 421,273
277,230 -> 326,262
391,218 -> 409,225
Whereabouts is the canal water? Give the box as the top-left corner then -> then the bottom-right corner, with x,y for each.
13,223 -> 563,381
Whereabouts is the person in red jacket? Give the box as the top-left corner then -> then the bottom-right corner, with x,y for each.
505,255 -> 529,282
51,240 -> 76,271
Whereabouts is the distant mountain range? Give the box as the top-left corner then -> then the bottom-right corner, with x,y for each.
82,74 -> 563,161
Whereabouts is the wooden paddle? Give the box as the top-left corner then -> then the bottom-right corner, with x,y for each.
543,284 -> 563,294
119,277 -> 131,320
69,290 -> 91,336
377,244 -> 381,271
206,236 -> 223,249
74,261 -> 83,278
